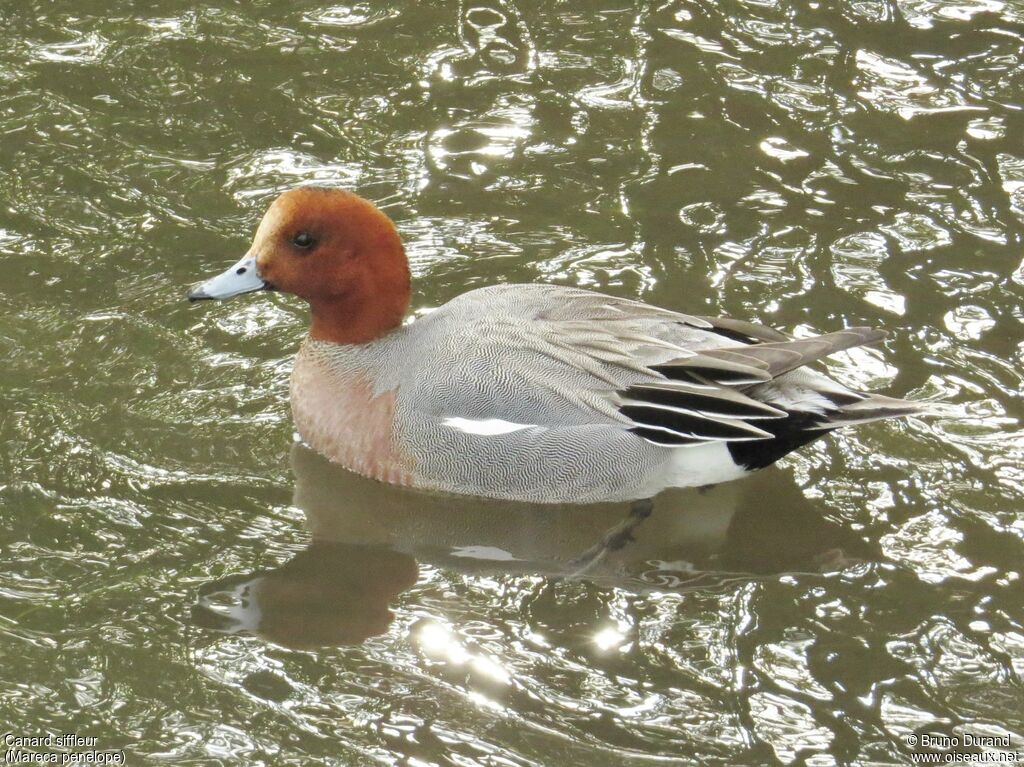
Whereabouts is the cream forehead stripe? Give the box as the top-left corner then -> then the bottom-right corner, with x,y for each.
251,200 -> 289,257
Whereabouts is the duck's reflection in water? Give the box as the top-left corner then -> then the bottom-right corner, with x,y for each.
193,444 -> 874,648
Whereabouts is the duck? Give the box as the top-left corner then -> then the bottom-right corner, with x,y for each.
188,186 -> 921,505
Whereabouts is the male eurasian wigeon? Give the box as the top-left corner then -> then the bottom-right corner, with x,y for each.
189,186 -> 920,504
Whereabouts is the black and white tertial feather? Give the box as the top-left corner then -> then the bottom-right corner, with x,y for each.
618,322 -> 920,470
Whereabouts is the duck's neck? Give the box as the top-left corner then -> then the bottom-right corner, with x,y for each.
308,263 -> 410,346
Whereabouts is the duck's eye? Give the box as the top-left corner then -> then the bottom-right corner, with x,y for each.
292,231 -> 316,249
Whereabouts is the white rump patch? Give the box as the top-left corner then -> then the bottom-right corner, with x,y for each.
442,417 -> 535,436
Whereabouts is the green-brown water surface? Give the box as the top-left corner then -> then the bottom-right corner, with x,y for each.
1,0 -> 1023,764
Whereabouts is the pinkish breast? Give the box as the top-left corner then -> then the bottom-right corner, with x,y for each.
290,344 -> 414,486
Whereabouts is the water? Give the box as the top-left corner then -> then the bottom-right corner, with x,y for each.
0,0 -> 1022,764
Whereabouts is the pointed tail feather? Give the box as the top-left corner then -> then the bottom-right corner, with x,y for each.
726,393 -> 921,469
810,393 -> 925,430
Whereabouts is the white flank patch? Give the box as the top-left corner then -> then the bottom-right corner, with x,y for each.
442,417 -> 535,436
661,441 -> 749,489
